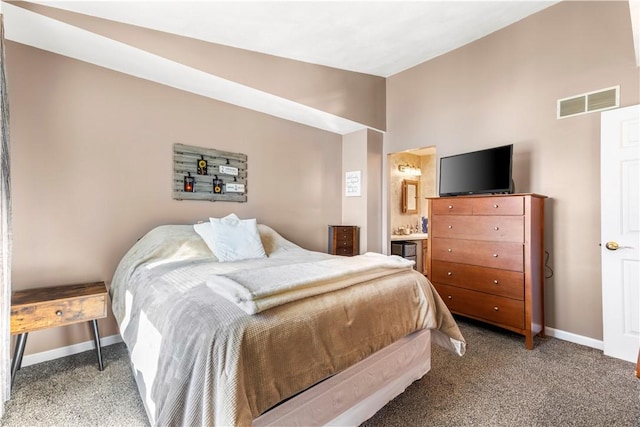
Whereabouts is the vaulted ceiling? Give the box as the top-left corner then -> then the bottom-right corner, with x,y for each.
7,1 -> 636,135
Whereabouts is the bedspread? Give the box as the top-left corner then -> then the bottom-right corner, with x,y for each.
110,224 -> 465,426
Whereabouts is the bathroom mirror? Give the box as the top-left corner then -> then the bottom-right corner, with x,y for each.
402,179 -> 419,214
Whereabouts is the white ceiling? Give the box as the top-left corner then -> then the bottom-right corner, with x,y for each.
24,1 -> 559,77
3,1 -> 564,134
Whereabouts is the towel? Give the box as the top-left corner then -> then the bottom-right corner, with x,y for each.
206,252 -> 415,314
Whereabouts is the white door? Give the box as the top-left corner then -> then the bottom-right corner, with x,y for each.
601,104 -> 640,363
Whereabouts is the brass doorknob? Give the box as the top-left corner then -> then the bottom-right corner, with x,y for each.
605,241 -> 620,251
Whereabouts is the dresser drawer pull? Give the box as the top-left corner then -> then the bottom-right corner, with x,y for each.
447,272 -> 453,276
448,225 -> 453,229
494,226 -> 499,231
494,306 -> 499,311
493,204 -> 499,208
447,248 -> 452,252
448,205 -> 453,209
493,280 -> 499,284
55,310 -> 63,317
447,295 -> 452,300
493,253 -> 499,257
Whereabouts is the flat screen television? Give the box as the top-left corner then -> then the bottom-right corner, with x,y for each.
439,144 -> 513,196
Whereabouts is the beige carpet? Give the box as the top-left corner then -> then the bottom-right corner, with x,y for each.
2,318 -> 639,426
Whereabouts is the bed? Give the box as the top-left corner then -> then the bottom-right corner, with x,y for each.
110,220 -> 465,426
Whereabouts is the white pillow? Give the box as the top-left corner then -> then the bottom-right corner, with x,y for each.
193,221 -> 218,256
207,214 -> 267,262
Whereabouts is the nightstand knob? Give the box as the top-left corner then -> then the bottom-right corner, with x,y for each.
448,225 -> 453,229
493,253 -> 499,257
55,310 -> 63,317
493,279 -> 499,284
494,306 -> 499,311
447,248 -> 452,252
493,204 -> 499,208
447,272 -> 453,276
494,226 -> 499,231
448,205 -> 453,209
447,295 -> 452,300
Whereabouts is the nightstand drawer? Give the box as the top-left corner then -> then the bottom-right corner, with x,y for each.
11,282 -> 108,335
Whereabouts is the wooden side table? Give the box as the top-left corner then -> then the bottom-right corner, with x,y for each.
10,281 -> 108,387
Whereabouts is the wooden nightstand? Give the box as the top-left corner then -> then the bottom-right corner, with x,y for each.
10,281 -> 108,387
328,225 -> 360,256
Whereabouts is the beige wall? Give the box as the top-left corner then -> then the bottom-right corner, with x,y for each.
366,129 -> 383,253
342,129 -> 368,252
342,129 -> 383,254
385,1 -> 640,340
6,42 -> 343,354
12,2 -> 386,131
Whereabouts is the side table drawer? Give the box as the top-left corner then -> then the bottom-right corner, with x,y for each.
11,295 -> 107,334
11,282 -> 108,335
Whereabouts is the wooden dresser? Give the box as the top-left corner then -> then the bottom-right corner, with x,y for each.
328,225 -> 360,256
426,194 -> 546,349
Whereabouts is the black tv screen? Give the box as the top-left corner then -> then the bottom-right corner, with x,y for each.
439,144 -> 513,196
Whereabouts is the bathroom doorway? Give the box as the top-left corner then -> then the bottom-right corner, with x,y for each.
387,146 -> 436,273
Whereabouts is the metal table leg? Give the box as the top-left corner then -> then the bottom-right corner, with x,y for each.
11,333 -> 28,388
90,319 -> 104,371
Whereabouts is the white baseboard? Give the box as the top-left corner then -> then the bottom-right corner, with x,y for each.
544,326 -> 604,351
15,334 -> 123,368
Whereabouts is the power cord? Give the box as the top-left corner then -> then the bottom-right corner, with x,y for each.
544,250 -> 554,279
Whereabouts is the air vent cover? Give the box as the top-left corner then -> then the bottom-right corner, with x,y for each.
557,86 -> 619,119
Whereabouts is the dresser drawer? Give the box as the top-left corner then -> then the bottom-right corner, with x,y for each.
333,227 -> 354,239
431,215 -> 524,242
431,260 -> 524,300
334,233 -> 354,244
431,238 -> 523,271
334,246 -> 355,256
431,198 -> 473,215
433,283 -> 525,330
472,196 -> 523,215
11,285 -> 107,335
334,239 -> 354,249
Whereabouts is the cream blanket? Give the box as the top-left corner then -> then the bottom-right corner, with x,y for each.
207,252 -> 415,314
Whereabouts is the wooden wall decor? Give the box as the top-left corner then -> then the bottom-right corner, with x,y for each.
173,143 -> 247,202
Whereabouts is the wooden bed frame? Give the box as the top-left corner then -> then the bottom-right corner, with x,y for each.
253,329 -> 432,426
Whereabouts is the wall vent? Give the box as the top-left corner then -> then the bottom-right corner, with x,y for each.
557,86 -> 619,119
